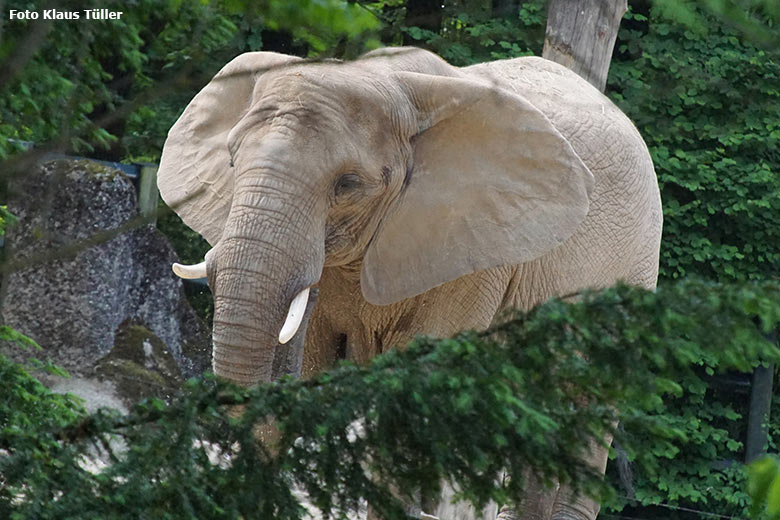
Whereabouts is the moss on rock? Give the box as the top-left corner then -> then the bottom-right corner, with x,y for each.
95,320 -> 183,405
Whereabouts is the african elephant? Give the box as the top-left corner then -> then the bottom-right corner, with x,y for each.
158,47 -> 662,520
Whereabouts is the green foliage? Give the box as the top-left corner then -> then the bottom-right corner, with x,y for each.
0,327 -> 86,520
379,0 -> 546,66
749,456 -> 780,519
0,0 -> 235,160
608,4 -> 780,283
599,9 -> 780,515
225,0 -> 379,55
652,0 -> 779,48
2,280 -> 780,518
0,0 -> 379,163
0,206 -> 16,237
397,6 -> 779,518
605,379 -> 755,517
368,12 -> 780,515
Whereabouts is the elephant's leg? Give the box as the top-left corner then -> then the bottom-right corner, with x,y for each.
497,434 -> 609,520
550,492 -> 600,520
496,281 -> 614,520
496,469 -> 559,520
491,308 -> 613,520
359,268 -> 517,520
550,433 -> 612,520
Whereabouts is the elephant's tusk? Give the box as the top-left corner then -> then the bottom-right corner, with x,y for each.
172,261 -> 207,279
172,248 -> 216,279
279,287 -> 310,344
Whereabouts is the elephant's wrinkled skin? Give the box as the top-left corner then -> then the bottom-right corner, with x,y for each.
158,47 -> 662,520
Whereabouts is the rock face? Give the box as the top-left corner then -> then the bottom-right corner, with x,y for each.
0,160 -> 210,393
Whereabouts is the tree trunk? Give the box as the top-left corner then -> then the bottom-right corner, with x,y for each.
542,0 -> 627,93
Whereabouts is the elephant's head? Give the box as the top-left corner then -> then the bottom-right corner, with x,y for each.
159,48 -> 593,387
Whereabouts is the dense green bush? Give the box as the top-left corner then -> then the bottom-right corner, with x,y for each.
2,280 -> 779,519
609,5 -> 780,283
599,5 -> 780,517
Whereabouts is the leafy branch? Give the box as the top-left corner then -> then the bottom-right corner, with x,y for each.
2,279 -> 779,519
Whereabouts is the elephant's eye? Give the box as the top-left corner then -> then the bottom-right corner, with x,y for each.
334,173 -> 362,198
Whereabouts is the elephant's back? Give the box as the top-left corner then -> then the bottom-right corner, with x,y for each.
464,57 -> 619,125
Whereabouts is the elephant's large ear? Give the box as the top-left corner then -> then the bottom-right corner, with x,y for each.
158,52 -> 301,246
361,72 -> 595,305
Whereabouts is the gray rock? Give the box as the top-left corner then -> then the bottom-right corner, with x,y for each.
0,159 -> 210,388
44,375 -> 129,415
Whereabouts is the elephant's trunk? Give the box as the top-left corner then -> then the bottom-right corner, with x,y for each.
210,174 -> 325,387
